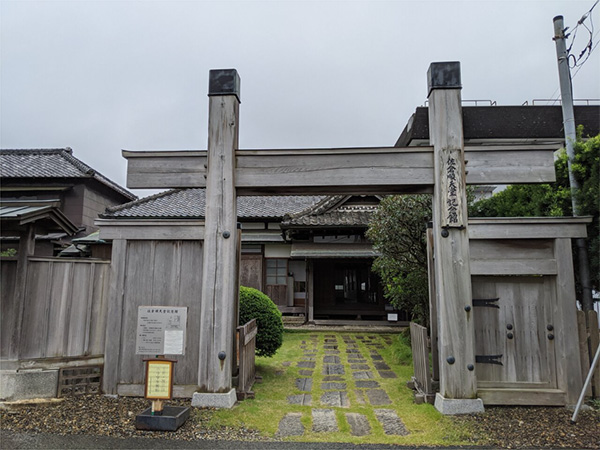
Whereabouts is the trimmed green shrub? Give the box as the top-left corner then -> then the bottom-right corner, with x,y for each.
239,286 -> 284,357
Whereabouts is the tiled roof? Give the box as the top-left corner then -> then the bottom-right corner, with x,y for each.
282,196 -> 377,227
102,188 -> 325,220
0,148 -> 136,200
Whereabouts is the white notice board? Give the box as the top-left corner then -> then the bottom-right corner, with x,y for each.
136,306 -> 188,355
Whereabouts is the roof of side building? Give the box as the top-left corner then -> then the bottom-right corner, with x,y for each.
0,148 -> 136,201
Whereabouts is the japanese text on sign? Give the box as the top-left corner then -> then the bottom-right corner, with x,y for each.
441,150 -> 464,228
136,306 -> 188,355
145,360 -> 173,399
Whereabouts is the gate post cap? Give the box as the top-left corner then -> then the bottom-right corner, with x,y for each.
208,69 -> 241,102
427,62 -> 461,96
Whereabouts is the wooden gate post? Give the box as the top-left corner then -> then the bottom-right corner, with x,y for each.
192,69 -> 240,408
427,62 -> 483,414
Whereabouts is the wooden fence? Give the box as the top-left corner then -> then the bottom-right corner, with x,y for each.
1,257 -> 110,362
577,310 -> 600,396
237,318 -> 257,399
409,322 -> 435,404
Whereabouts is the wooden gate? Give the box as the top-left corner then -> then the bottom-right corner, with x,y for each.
426,219 -> 588,406
472,276 -> 560,404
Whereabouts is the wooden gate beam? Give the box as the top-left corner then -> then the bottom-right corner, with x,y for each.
122,144 -> 556,194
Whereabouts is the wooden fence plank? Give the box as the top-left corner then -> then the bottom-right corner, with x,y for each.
237,319 -> 257,396
410,322 -> 433,398
0,260 -> 18,358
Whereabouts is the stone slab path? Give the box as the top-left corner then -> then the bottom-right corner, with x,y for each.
275,333 -> 410,438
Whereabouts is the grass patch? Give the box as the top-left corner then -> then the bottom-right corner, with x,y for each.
210,331 -> 473,445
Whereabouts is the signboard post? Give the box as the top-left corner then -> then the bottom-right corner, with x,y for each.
135,307 -> 190,431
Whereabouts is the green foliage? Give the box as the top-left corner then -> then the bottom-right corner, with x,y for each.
366,194 -> 431,325
471,128 -> 599,288
0,248 -> 17,257
391,330 -> 413,365
239,286 -> 284,358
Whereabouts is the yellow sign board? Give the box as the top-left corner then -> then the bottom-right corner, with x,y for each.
144,359 -> 174,400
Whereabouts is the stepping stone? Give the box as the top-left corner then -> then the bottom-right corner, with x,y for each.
378,371 -> 397,379
353,371 -> 374,380
355,380 -> 380,388
348,358 -> 366,363
276,413 -> 304,437
354,390 -> 366,404
287,394 -> 312,406
371,354 -> 383,361
323,355 -> 340,364
346,349 -> 360,354
324,338 -> 337,343
301,356 -> 315,361
374,409 -> 409,435
323,364 -> 345,375
282,361 -> 292,367
323,375 -> 344,381
374,362 -> 391,370
346,413 -> 371,436
325,349 -> 340,354
296,378 -> 312,391
324,344 -> 338,349
350,363 -> 370,370
312,409 -> 338,432
366,389 -> 392,405
356,336 -> 365,340
321,382 -> 346,390
320,391 -> 350,408
299,369 -> 313,376
298,361 -> 315,369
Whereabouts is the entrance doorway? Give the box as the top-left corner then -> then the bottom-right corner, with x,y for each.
312,259 -> 400,321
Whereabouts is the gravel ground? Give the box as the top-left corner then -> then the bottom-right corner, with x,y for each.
0,395 -> 268,442
452,406 -> 600,449
1,395 -> 599,448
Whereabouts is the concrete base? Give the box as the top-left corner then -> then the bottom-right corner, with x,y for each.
434,393 -> 484,415
191,388 -> 237,409
135,406 -> 190,431
0,370 -> 58,401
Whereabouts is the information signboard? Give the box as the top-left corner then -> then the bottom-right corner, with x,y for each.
145,359 -> 174,400
136,306 -> 188,355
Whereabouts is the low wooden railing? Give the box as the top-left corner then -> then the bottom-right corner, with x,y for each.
236,319 -> 257,399
409,322 -> 436,404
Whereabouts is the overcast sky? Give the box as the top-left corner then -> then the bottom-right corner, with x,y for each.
2,0 -> 599,198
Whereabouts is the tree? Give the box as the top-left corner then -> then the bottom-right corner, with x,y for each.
366,194 -> 431,325
472,129 -> 599,291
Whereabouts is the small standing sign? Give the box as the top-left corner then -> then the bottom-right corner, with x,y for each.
135,307 -> 190,431
144,357 -> 176,414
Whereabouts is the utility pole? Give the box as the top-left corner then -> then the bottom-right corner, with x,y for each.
553,15 -> 593,312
